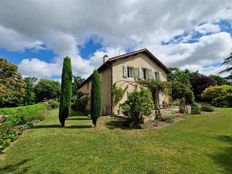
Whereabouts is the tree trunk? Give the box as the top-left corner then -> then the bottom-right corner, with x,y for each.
152,90 -> 161,119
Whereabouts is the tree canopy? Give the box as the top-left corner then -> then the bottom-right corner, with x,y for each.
220,52 -> 232,80
24,77 -> 38,105
0,58 -> 25,107
72,75 -> 85,99
34,79 -> 60,102
168,67 -> 191,86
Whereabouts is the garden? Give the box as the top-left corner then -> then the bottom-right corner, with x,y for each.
0,56 -> 232,173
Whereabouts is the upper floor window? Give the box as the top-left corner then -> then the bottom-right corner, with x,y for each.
127,67 -> 133,78
154,72 -> 160,81
123,65 -> 161,80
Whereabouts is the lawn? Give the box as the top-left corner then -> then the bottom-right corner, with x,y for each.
0,108 -> 231,174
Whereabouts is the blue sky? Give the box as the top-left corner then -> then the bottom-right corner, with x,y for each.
0,1 -> 231,78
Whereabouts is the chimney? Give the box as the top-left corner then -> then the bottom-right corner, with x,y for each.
103,55 -> 109,63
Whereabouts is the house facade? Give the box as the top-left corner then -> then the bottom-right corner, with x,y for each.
77,48 -> 169,115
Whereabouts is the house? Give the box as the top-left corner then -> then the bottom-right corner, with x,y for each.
77,48 -> 169,115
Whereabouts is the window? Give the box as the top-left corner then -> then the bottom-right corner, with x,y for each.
142,68 -> 147,79
127,67 -> 133,78
154,72 -> 160,81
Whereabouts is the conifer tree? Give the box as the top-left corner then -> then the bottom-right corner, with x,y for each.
59,57 -> 72,127
91,70 -> 102,127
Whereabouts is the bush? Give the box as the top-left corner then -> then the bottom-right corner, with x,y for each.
226,94 -> 232,107
191,102 -> 201,115
47,99 -> 59,109
212,96 -> 227,107
72,92 -> 89,113
201,86 -> 227,102
201,105 -> 214,112
120,88 -> 153,128
0,103 -> 48,152
212,94 -> 232,107
161,114 -> 175,123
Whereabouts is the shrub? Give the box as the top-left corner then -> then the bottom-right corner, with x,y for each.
120,88 -> 153,128
59,57 -> 72,127
0,103 -> 48,152
201,86 -> 227,102
91,70 -> 102,127
161,114 -> 175,123
201,105 -> 214,112
191,102 -> 201,115
72,92 -> 89,113
212,96 -> 227,107
212,94 -> 232,107
226,94 -> 232,107
47,99 -> 59,109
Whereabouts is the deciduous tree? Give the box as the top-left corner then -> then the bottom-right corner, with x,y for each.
0,58 -> 25,107
34,79 -> 60,102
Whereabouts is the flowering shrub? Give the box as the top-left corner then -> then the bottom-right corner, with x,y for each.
120,88 -> 153,128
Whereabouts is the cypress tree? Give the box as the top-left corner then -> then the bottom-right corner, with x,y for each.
91,70 -> 102,127
59,57 -> 72,127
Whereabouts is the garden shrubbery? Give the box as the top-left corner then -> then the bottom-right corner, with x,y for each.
201,104 -> 214,112
202,85 -> 232,107
212,94 -> 232,107
120,88 -> 153,128
191,102 -> 201,114
0,103 -> 48,151
161,114 -> 175,123
72,92 -> 89,114
47,99 -> 59,109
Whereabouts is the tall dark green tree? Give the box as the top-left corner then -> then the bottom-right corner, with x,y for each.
220,52 -> 232,80
209,75 -> 231,85
59,57 -> 72,127
91,70 -> 102,127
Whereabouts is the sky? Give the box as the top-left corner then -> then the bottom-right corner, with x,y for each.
0,0 -> 232,79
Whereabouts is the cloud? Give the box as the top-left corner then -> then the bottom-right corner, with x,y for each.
168,32 -> 232,67
195,23 -> 220,34
0,0 -> 231,78
18,58 -> 61,78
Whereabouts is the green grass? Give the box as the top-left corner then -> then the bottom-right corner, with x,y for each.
0,108 -> 232,174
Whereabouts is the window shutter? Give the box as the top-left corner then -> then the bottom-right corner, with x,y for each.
123,65 -> 127,78
152,71 -> 156,80
139,67 -> 143,79
158,72 -> 162,80
134,68 -> 138,79
154,71 -> 158,81
148,70 -> 153,79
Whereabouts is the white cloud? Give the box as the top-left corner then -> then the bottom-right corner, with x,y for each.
195,23 -> 220,34
0,0 -> 231,78
18,58 -> 61,78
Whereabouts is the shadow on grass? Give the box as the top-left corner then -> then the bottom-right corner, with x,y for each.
105,118 -> 129,130
0,159 -> 30,173
67,117 -> 90,120
211,135 -> 232,173
33,124 -> 92,129
69,110 -> 86,116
